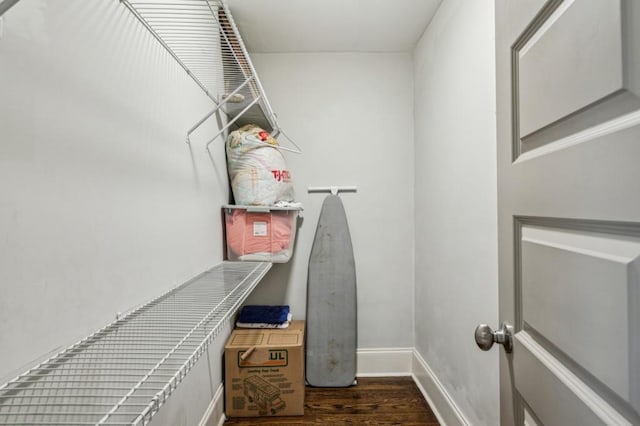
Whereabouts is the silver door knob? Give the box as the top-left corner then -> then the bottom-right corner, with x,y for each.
474,323 -> 513,353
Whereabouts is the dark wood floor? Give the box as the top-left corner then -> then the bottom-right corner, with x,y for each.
224,376 -> 440,425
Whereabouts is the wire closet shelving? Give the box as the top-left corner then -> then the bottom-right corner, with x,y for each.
0,261 -> 272,425
119,0 -> 283,150
0,0 -> 298,151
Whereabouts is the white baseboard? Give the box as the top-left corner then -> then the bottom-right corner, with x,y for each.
198,383 -> 226,426
356,347 -> 413,377
201,348 -> 467,426
412,350 -> 469,426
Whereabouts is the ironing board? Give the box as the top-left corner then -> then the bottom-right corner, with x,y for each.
306,195 -> 357,387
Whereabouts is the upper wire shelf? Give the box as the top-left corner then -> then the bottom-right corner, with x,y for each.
0,261 -> 271,425
120,0 -> 290,151
2,0 -> 298,152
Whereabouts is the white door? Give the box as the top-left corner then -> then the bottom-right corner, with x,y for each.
494,0 -> 640,424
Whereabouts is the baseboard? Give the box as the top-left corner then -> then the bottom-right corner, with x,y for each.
198,383 -> 226,426
412,350 -> 469,426
356,347 -> 413,377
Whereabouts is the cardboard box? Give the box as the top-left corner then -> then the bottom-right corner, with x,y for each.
224,321 -> 305,417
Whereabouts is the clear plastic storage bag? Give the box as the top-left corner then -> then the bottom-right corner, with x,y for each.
226,124 -> 294,206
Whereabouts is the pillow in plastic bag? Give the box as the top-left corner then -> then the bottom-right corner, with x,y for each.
226,124 -> 294,205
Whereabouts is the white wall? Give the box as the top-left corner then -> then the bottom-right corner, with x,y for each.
413,0 -> 499,424
247,53 -> 416,349
0,0 -> 228,422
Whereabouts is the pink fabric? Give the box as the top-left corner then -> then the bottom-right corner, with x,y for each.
226,210 -> 293,256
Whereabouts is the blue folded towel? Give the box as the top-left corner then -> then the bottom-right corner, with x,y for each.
238,305 -> 290,324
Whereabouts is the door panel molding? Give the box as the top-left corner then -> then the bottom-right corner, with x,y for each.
514,216 -> 640,420
518,0 -> 624,137
511,0 -> 640,160
513,216 -> 640,331
522,324 -> 640,424
514,331 -> 633,425
514,107 -> 640,163
510,0 -> 563,161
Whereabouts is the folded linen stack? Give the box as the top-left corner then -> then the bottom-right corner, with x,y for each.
236,305 -> 292,329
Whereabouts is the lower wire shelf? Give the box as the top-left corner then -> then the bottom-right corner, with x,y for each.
0,261 -> 272,425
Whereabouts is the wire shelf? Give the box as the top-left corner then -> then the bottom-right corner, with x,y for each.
120,0 -> 280,144
4,0 -> 292,148
0,261 -> 272,425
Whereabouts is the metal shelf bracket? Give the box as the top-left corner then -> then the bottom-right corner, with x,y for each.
120,0 -> 283,151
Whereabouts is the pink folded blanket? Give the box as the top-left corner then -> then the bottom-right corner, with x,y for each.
226,209 -> 293,256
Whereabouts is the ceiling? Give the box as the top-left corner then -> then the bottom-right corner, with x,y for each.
226,0 -> 442,53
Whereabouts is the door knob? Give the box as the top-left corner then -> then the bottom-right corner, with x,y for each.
474,322 -> 513,353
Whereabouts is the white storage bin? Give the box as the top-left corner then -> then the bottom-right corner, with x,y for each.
223,205 -> 301,263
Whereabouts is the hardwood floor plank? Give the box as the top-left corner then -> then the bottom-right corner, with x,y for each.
224,377 -> 440,425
